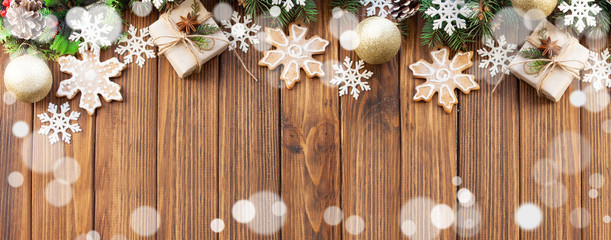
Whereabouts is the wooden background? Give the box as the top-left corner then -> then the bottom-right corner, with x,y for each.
1,1 -> 610,239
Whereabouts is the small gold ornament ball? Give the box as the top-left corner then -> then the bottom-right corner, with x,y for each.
511,0 -> 557,19
355,17 -> 402,65
4,55 -> 53,103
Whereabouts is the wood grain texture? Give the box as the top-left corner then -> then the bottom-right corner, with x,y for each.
94,15 -> 158,239
4,7 -> 611,240
0,54 -> 31,240
457,38 -> 520,239
580,35 -> 611,239
32,60 -> 95,240
218,6 -> 281,240
280,0 -> 341,239
156,0 -> 218,237
400,16 -> 457,240
341,11 -> 401,240
519,63 -> 581,239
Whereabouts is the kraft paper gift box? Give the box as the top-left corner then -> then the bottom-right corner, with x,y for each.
508,20 -> 589,102
149,0 -> 229,78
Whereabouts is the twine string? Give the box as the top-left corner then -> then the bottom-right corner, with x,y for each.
152,13 -> 257,81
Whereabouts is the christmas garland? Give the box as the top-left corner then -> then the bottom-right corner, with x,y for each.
0,0 -> 132,60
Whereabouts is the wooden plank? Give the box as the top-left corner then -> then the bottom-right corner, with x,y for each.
399,16 -> 457,240
580,36 -> 611,239
0,54 -> 32,240
342,13 -> 401,240
280,0 -> 341,239
94,14 -> 158,239
457,38 -> 520,238
31,59 -> 95,239
519,50 -> 581,239
156,0 -> 218,238
218,7 -> 281,240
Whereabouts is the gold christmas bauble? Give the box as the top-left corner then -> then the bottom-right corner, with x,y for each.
4,55 -> 53,103
512,0 -> 557,19
355,17 -> 401,65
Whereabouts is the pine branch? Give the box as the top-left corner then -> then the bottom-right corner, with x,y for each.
329,0 -> 362,14
195,23 -> 220,35
519,47 -> 545,59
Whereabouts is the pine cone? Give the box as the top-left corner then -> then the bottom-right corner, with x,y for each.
390,0 -> 420,21
5,0 -> 46,40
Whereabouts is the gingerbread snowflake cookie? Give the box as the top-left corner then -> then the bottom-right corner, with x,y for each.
259,24 -> 329,89
57,49 -> 126,115
410,47 -> 478,113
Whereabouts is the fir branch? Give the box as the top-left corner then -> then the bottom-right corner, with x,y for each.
190,0 -> 200,17
195,23 -> 220,35
398,19 -> 410,37
291,0 -> 318,25
329,0 -> 362,14
519,47 -> 545,59
526,60 -> 549,74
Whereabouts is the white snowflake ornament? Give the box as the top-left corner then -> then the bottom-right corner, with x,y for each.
361,0 -> 393,17
38,102 -> 82,144
143,0 -> 174,10
424,0 -> 471,35
221,11 -> 261,53
115,25 -> 156,68
582,49 -> 611,91
331,57 -> 373,100
69,11 -> 113,52
558,0 -> 601,33
477,35 -> 517,77
272,0 -> 306,12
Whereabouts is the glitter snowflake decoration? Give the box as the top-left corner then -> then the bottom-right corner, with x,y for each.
68,11 -> 113,52
38,102 -> 82,144
424,0 -> 471,35
477,35 -> 517,77
221,11 -> 261,53
331,57 -> 373,100
115,25 -> 156,68
582,49 -> 611,91
361,0 -> 393,17
558,0 -> 602,33
272,0 -> 305,12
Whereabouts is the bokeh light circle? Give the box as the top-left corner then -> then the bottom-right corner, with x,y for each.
430,204 -> 454,229
589,173 -> 605,189
130,206 -> 161,236
12,121 -> 29,138
515,203 -> 542,230
538,181 -> 568,208
53,157 -> 81,184
3,91 -> 16,105
323,206 -> 343,226
344,215 -> 365,235
245,191 -> 287,235
210,218 -> 225,233
45,179 -> 73,207
8,171 -> 24,188
212,2 -> 233,22
569,208 -> 591,229
232,199 -> 256,223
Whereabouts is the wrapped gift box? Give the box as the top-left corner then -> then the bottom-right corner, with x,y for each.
508,20 -> 589,102
149,0 -> 229,78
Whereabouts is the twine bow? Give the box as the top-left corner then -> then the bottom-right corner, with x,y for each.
493,33 -> 585,94
153,13 -> 257,81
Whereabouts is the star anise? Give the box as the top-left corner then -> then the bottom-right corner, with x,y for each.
537,36 -> 561,58
177,13 -> 200,34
